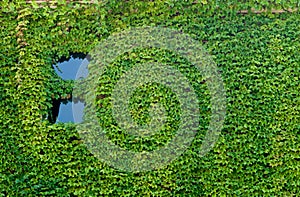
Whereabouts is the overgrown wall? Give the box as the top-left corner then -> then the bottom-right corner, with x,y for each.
0,0 -> 299,196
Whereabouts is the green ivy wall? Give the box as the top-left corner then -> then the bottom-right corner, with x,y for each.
0,0 -> 299,196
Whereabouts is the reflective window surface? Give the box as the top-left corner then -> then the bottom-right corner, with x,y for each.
51,53 -> 88,123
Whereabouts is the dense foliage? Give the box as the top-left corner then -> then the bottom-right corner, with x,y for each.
1,0 -> 299,196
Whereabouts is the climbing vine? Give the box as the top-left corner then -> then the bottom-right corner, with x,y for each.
0,0 -> 299,196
